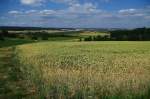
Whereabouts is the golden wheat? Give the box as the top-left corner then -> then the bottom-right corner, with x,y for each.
16,41 -> 150,98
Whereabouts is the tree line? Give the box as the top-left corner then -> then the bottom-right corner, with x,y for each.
83,27 -> 150,41
1,27 -> 150,41
0,30 -> 79,41
110,27 -> 150,41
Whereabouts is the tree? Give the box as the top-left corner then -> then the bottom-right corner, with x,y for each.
2,30 -> 9,37
0,30 -> 5,41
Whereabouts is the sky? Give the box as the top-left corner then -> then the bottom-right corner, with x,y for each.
0,0 -> 150,28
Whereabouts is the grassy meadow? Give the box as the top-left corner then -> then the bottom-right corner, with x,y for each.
0,38 -> 34,48
15,41 -> 150,99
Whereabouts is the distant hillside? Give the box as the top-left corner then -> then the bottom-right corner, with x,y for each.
0,26 -> 63,31
0,26 -> 117,32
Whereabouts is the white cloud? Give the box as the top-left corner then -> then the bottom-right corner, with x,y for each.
20,0 -> 44,5
20,0 -> 76,6
9,7 -> 150,19
119,9 -> 136,14
67,3 -> 101,14
39,10 -> 56,15
8,10 -> 22,14
17,2 -> 101,16
25,10 -> 37,14
118,8 -> 150,17
7,3 -> 150,28
49,0 -> 77,5
19,0 -> 112,6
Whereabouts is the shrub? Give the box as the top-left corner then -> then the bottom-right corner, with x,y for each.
79,37 -> 84,41
0,31 -> 5,41
2,30 -> 9,37
0,35 -> 5,41
84,36 -> 93,41
84,35 -> 110,41
41,36 -> 49,40
31,36 -> 38,40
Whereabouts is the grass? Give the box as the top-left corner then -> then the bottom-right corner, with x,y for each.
0,38 -> 34,48
15,41 -> 150,99
0,38 -> 37,98
48,37 -> 79,41
0,47 -> 28,98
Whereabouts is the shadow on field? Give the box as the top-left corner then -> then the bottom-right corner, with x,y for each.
0,38 -> 35,48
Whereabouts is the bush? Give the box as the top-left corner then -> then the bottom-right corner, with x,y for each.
31,36 -> 38,40
0,35 -> 5,41
41,36 -> 49,40
84,35 -> 110,41
84,36 -> 93,41
0,31 -> 5,41
2,30 -> 9,37
41,32 -> 49,40
79,37 -> 83,41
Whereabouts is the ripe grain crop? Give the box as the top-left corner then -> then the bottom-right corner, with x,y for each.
15,41 -> 150,99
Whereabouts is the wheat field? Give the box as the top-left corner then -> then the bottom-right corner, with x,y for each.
15,41 -> 150,99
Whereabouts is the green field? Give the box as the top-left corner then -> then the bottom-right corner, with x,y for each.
68,31 -> 109,37
0,38 -> 34,48
0,39 -> 37,98
15,41 -> 150,99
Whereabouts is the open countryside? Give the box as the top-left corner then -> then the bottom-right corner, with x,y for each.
1,0 -> 150,99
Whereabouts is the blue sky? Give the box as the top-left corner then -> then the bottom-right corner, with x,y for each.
0,0 -> 150,28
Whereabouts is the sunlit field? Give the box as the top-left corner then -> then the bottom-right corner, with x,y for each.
15,41 -> 150,99
79,31 -> 109,37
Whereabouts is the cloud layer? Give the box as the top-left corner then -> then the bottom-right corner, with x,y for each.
20,0 -> 44,5
1,0 -> 150,28
20,0 -> 77,6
